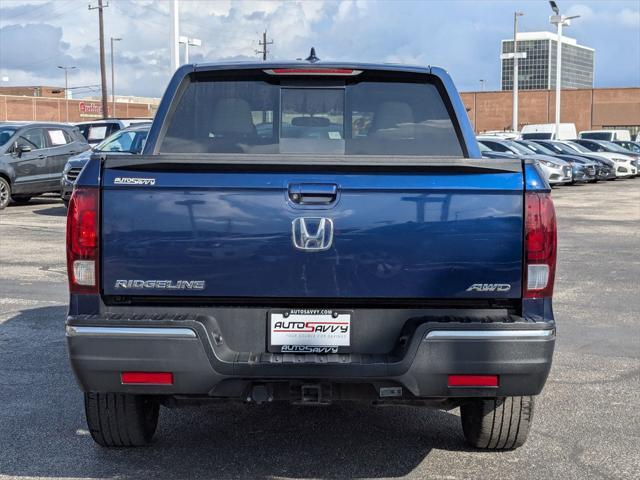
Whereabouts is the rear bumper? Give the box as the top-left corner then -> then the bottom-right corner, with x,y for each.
66,316 -> 555,399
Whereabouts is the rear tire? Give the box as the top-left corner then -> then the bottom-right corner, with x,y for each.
84,393 -> 159,447
0,177 -> 10,210
460,396 -> 534,450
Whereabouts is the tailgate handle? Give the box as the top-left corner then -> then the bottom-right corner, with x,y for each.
289,183 -> 338,204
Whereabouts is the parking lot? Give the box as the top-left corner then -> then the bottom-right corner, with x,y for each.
0,179 -> 638,480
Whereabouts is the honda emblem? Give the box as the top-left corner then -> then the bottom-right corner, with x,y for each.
291,217 -> 334,251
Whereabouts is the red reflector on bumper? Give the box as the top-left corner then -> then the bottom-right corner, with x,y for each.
448,375 -> 499,387
121,372 -> 173,385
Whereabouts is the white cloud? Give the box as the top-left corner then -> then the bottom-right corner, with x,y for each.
617,8 -> 640,27
0,0 -> 638,97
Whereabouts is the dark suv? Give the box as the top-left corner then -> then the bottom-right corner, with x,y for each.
0,122 -> 89,209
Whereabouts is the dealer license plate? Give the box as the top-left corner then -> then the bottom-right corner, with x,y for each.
268,309 -> 351,354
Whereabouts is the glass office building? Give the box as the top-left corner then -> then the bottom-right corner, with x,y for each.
501,31 -> 594,91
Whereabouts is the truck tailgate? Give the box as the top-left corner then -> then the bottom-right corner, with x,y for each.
100,162 -> 523,300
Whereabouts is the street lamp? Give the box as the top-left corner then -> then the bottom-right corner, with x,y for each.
512,12 -> 524,132
110,36 -> 122,118
479,79 -> 486,91
57,65 -> 76,122
549,1 -> 580,138
500,13 -> 526,132
179,35 -> 201,64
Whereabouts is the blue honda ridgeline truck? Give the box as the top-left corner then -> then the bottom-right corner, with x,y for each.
65,59 -> 557,450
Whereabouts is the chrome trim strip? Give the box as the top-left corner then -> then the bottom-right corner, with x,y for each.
425,329 -> 554,340
66,326 -> 197,338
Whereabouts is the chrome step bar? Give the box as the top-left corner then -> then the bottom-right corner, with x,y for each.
425,329 -> 554,340
66,326 -> 197,338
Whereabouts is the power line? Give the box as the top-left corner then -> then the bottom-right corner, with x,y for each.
0,0 -> 54,22
0,0 -> 76,24
7,38 -> 99,71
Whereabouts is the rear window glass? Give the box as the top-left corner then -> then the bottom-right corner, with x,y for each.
521,133 -> 553,140
580,132 -> 611,140
78,123 -> 117,142
160,73 -> 463,156
47,129 -> 68,146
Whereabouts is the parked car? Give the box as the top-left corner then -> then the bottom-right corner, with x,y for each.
531,140 -> 616,181
579,130 -> 631,142
570,139 -> 638,178
477,130 -> 520,140
477,141 -> 519,159
613,140 -> 640,154
0,122 -> 90,209
559,140 -> 635,178
66,60 -> 557,450
478,137 -> 572,185
515,140 -> 599,183
61,124 -> 150,207
521,123 -> 577,140
75,118 -> 151,147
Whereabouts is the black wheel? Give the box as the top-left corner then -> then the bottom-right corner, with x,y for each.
0,177 -> 10,210
460,396 -> 534,450
11,195 -> 32,204
84,393 -> 159,447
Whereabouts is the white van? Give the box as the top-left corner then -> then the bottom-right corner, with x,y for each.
579,129 -> 631,141
521,123 -> 577,140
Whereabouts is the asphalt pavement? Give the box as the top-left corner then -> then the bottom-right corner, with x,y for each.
0,180 -> 638,480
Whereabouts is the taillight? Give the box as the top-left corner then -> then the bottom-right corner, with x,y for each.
66,187 -> 99,294
524,192 -> 557,298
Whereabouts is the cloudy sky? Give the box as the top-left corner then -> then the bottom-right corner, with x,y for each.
0,0 -> 638,98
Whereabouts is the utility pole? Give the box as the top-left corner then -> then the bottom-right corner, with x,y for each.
110,37 -> 121,118
89,0 -> 109,119
170,0 -> 180,71
57,65 -> 76,122
256,30 -> 273,61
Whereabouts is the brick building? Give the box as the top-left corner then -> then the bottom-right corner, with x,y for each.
461,87 -> 640,137
0,94 -> 157,123
0,86 -> 66,98
2,85 -> 638,138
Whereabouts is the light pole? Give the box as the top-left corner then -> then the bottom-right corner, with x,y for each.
170,0 -> 180,72
549,1 -> 580,138
179,36 -> 201,64
479,79 -> 486,91
57,65 -> 76,122
512,12 -> 524,132
110,37 -> 122,118
500,14 -> 526,132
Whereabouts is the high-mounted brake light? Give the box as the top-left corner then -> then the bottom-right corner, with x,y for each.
263,68 -> 362,76
66,187 -> 99,294
524,192 -> 557,298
